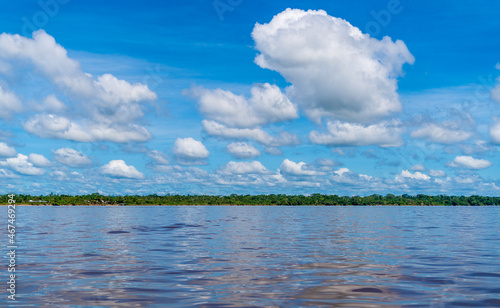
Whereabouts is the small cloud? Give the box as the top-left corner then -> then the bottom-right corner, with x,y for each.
24,114 -> 93,142
397,170 -> 430,181
0,142 -> 16,157
50,170 -> 66,180
411,164 -> 426,171
334,168 -> 350,176
411,123 -> 472,144
148,150 -> 169,165
0,154 -> 45,175
42,94 -> 66,111
220,161 -> 269,175
331,168 -> 375,184
173,137 -> 210,165
309,120 -> 404,147
53,148 -> 92,167
202,120 -> 299,147
429,169 -> 447,177
280,159 -> 324,176
448,156 -> 493,170
188,83 -> 297,128
101,160 -> 144,179
28,153 -> 52,167
227,142 -> 261,159
490,120 -> 500,144
0,169 -> 17,178
0,85 -> 22,119
310,158 -> 343,172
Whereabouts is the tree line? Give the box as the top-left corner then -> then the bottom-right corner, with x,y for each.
1,193 -> 499,206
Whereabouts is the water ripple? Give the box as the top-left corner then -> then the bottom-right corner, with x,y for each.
13,205 -> 500,307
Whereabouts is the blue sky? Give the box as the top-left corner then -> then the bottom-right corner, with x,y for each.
1,0 -> 500,196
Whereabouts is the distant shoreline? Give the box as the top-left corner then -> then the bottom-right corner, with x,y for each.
2,194 -> 499,206
3,204 -> 498,207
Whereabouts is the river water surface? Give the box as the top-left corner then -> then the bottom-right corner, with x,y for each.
9,206 -> 500,307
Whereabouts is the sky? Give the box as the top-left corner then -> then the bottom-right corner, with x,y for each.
0,0 -> 500,196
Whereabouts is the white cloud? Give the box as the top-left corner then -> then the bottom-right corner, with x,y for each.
0,154 -> 45,175
190,83 -> 298,128
41,94 -> 66,112
49,170 -> 85,181
0,169 -> 17,178
96,73 -> 157,106
173,138 -> 210,163
220,161 -> 269,175
0,31 -> 93,96
0,30 -> 156,143
148,150 -> 169,165
454,176 -> 476,184
227,142 -> 261,159
411,164 -> 426,171
23,114 -> 151,143
0,31 -> 156,105
280,159 -> 324,176
411,123 -> 472,144
24,114 -> 93,142
448,156 -> 493,170
429,169 -> 447,177
490,121 -> 500,144
202,120 -> 299,147
397,170 -> 431,181
89,124 -> 151,143
334,168 -> 350,176
0,142 -> 16,157
0,85 -> 22,118
331,167 -> 375,184
53,148 -> 92,167
252,8 -> 414,123
101,160 -> 144,179
49,170 -> 67,180
309,120 -> 403,147
28,153 -> 51,167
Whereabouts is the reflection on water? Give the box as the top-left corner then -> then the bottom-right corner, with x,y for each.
12,206 -> 500,307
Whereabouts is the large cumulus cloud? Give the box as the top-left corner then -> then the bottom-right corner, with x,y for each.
252,8 -> 414,123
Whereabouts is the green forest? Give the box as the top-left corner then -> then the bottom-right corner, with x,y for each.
1,193 -> 499,206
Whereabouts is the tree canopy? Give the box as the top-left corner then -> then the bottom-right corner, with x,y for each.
1,193 -> 499,206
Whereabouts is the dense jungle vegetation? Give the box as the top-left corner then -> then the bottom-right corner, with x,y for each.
1,193 -> 499,206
